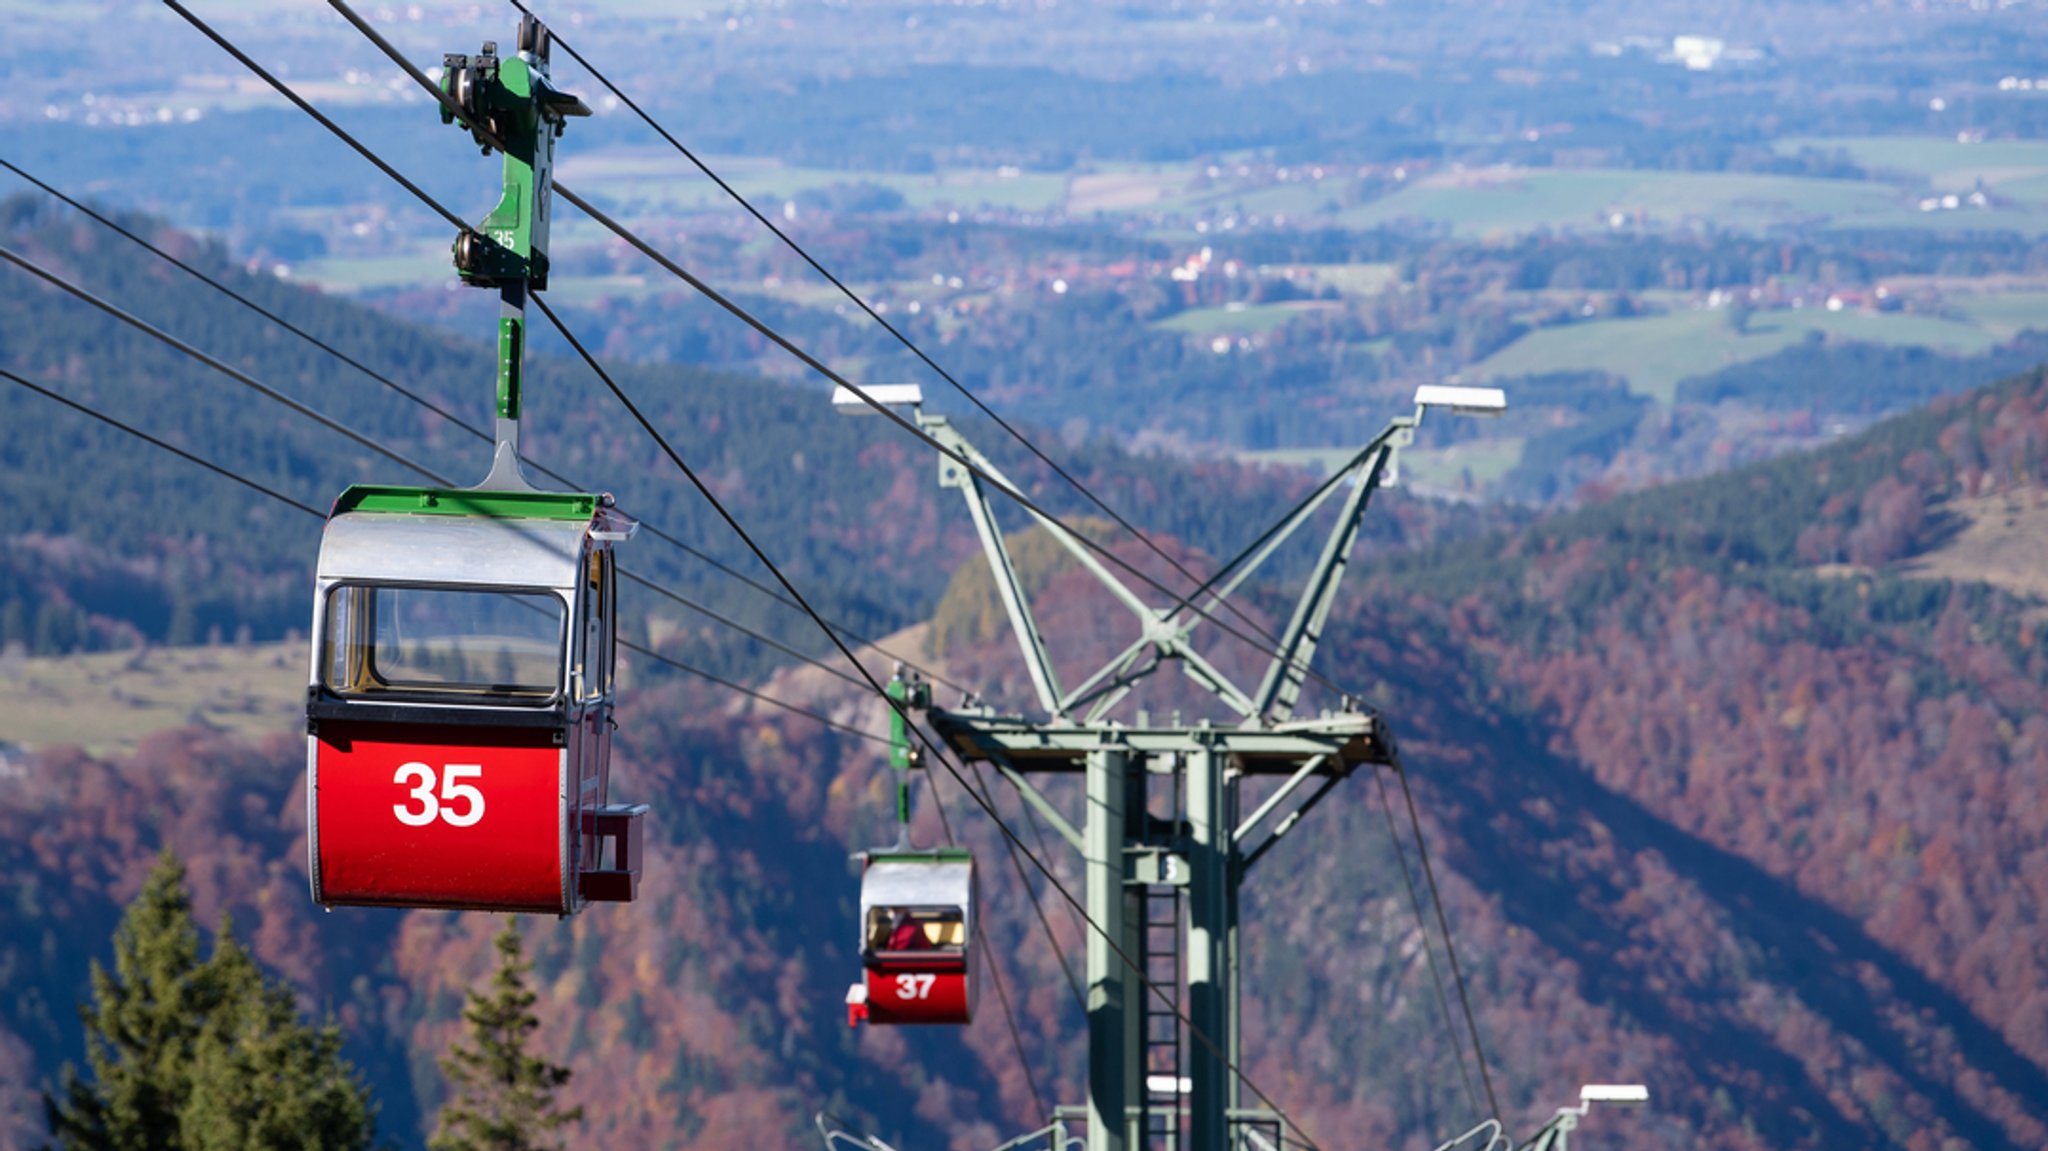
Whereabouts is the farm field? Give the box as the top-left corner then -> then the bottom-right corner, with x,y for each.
1779,136 -> 2048,193
545,152 -> 1997,240
1949,291 -> 2048,338
301,234 -> 927,310
1817,204 -> 2048,235
1469,305 -> 2003,403
1283,262 -> 1399,297
1171,178 -> 1349,221
0,642 -> 304,756
1334,167 -> 1907,236
557,148 -> 1072,215
1235,432 -> 1526,491
1066,165 -> 1201,214
1397,437 -> 1527,492
1153,300 -> 1337,336
1898,486 -> 2048,600
1236,445 -> 1368,475
549,147 -> 2048,240
294,247 -> 452,292
1778,135 -> 2048,233
2003,172 -> 2048,207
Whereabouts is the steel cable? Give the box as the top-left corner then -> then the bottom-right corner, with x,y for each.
0,157 -> 962,695
0,365 -> 884,744
530,290 -> 1327,1149
145,9 -> 1436,1138
1390,749 -> 1502,1124
281,0 -> 1372,714
499,0 -> 1307,661
1372,762 -> 1483,1118
922,763 -> 1052,1124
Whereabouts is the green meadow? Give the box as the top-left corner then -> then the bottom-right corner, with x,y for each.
1470,306 -> 2003,404
1396,437 -> 1528,490
1950,291 -> 2048,338
1778,136 -> 2048,192
1153,301 -> 1337,337
1335,168 -> 1905,237
558,149 -> 1070,215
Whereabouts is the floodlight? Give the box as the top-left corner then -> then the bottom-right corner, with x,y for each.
1579,1084 -> 1649,1106
1413,384 -> 1508,415
1518,1083 -> 1650,1151
832,383 -> 924,413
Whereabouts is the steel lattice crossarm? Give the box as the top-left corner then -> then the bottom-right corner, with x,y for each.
924,708 -> 1394,875
833,382 -> 1506,730
925,710 -> 1389,776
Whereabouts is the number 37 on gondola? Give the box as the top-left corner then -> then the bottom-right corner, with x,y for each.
847,849 -> 977,1026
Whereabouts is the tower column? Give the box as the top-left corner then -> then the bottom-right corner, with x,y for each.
1087,744 -> 1133,1151
1186,741 -> 1231,1151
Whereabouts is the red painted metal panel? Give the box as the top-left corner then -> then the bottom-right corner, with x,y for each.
863,960 -> 971,1024
313,720 -> 569,913
576,803 -> 646,904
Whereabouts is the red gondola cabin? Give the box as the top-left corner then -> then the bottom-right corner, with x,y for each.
306,484 -> 645,914
847,849 -> 976,1026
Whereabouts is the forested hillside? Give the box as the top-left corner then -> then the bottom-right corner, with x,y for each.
0,195 -> 1473,681
0,198 -> 1480,1148
1346,366 -> 2048,1149
5,195 -> 2048,1151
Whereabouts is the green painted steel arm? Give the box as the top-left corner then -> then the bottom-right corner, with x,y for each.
923,414 -> 1072,717
886,673 -> 931,833
441,27 -> 588,290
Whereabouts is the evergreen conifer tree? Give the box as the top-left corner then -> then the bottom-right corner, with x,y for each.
179,933 -> 377,1150
428,923 -> 583,1151
42,849 -> 378,1151
44,849 -> 211,1150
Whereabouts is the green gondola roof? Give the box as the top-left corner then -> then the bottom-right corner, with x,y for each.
331,484 -> 600,522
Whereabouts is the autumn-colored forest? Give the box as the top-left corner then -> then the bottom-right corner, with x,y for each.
4,202 -> 2048,1150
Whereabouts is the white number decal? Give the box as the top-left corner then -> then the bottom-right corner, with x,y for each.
440,764 -> 486,827
392,762 -> 486,827
393,762 -> 438,827
895,973 -> 937,1000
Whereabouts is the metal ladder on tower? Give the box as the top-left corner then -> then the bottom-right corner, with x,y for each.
1141,882 -> 1184,1151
